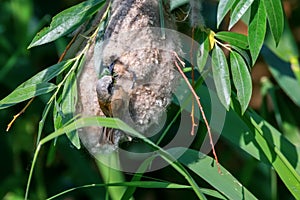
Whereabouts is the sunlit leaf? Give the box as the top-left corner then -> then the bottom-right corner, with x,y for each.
261,47 -> 300,107
217,0 -> 237,28
229,0 -> 254,29
212,45 -> 231,110
248,0 -> 266,63
246,113 -> 300,199
264,21 -> 300,85
28,0 -> 105,48
231,46 -> 252,68
27,117 -> 206,200
265,22 -> 298,63
230,51 -> 252,114
276,93 -> 300,145
215,31 -> 248,49
19,60 -> 72,87
176,148 -> 258,200
201,86 -> 300,198
193,85 -> 300,174
0,83 -> 57,109
0,60 -> 73,110
262,0 -> 284,46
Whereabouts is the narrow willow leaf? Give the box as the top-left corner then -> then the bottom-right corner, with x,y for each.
0,83 -> 57,109
261,47 -> 300,107
248,0 -> 266,63
0,60 -> 73,110
247,115 -> 300,199
196,31 -> 209,72
174,82 -> 300,192
48,181 -> 225,200
28,0 -> 105,48
212,45 -> 231,110
217,0 -> 237,28
229,0 -> 254,29
262,0 -> 284,46
37,100 -> 54,145
215,31 -> 248,49
230,51 -> 252,114
28,117 -> 205,200
53,97 -> 63,132
175,148 -> 258,200
264,21 -> 300,88
170,0 -> 189,11
61,72 -> 80,149
276,93 -> 300,145
189,85 -> 300,173
265,22 -> 298,63
19,60 -> 72,87
231,46 -> 252,68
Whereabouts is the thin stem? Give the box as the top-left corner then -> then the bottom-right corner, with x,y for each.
215,39 -> 232,52
174,52 -> 221,174
189,27 -> 197,135
6,97 -> 35,132
25,144 -> 41,200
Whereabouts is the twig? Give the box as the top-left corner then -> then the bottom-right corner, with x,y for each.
173,52 -> 221,174
189,27 -> 197,135
6,98 -> 35,132
215,39 -> 232,52
6,32 -> 79,132
58,32 -> 80,63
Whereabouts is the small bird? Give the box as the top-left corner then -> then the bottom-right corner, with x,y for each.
96,75 -> 113,117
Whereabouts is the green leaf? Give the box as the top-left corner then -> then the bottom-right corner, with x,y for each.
20,60 -> 72,87
0,83 -> 57,109
28,0 -> 105,48
215,31 -> 248,49
221,95 -> 300,198
264,21 -> 300,85
26,117 -> 206,200
53,97 -> 63,133
261,47 -> 300,107
0,60 -> 73,110
248,0 -> 266,63
37,100 -> 54,145
47,181 -> 226,200
275,93 -> 300,145
217,0 -> 237,28
61,72 -> 80,149
230,51 -> 252,114
196,30 -> 209,72
212,45 -> 231,110
229,0 -> 254,29
265,22 -> 298,63
195,85 -> 300,174
262,0 -> 284,46
176,148 -> 258,200
231,46 -> 252,68
246,113 -> 300,199
170,0 -> 189,11
173,84 -> 300,198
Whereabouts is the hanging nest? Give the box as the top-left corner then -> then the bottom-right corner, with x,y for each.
77,0 -> 182,153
